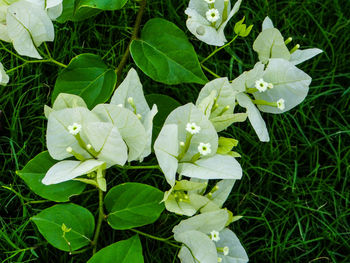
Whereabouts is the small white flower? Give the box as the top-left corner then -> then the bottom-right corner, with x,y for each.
223,246 -> 229,256
66,147 -> 73,153
180,141 -> 185,146
206,8 -> 220,23
267,83 -> 274,89
117,104 -> 123,107
210,230 -> 220,242
68,123 -> 81,135
204,0 -> 216,3
127,97 -> 134,104
277,98 -> 285,110
255,78 -> 268,92
186,122 -> 201,134
218,258 -> 222,262
198,142 -> 211,156
87,144 -> 92,149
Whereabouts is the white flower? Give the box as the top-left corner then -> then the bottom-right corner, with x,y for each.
198,142 -> 211,155
127,97 -> 134,104
223,246 -> 229,255
67,123 -> 81,135
255,78 -> 268,92
206,8 -> 220,23
210,230 -> 220,242
185,0 -> 242,46
277,98 -> 285,110
186,122 -> 201,134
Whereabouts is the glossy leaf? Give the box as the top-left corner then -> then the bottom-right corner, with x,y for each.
17,152 -> 85,202
105,183 -> 165,230
130,18 -> 207,85
52,54 -> 116,108
32,203 -> 95,251
87,235 -> 144,263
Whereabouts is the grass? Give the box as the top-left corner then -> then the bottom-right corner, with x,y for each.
0,0 -> 349,262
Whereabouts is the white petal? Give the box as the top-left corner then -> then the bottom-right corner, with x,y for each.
164,103 -> 218,161
201,179 -> 236,213
253,28 -> 290,64
42,159 -> 105,185
154,124 -> 179,187
92,104 -> 147,162
262,16 -> 274,30
139,104 -> 158,161
236,93 -> 270,142
173,209 -> 229,234
178,154 -> 242,180
52,93 -> 87,111
196,77 -> 236,118
110,68 -> 150,118
210,113 -> 247,132
84,122 -> 128,167
216,229 -> 249,263
185,8 -> 226,46
46,107 -> 100,160
289,48 -> 323,65
176,231 -> 218,263
254,58 -> 312,113
0,63 -> 9,86
217,0 -> 242,39
7,1 -> 54,59
47,4 -> 63,20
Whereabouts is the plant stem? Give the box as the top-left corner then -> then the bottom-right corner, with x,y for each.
130,229 -> 181,248
201,64 -> 221,78
200,35 -> 239,65
115,0 -> 147,87
115,164 -> 161,170
91,188 -> 105,254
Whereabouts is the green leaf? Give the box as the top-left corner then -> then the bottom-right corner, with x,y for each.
57,0 -> 101,23
105,183 -> 165,230
17,152 -> 85,202
87,235 -> 144,263
52,54 -> 117,109
32,203 -> 95,251
217,137 -> 238,155
77,0 -> 129,11
130,18 -> 207,85
145,94 -> 181,142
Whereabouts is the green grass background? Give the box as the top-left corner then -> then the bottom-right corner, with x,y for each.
0,0 -> 349,262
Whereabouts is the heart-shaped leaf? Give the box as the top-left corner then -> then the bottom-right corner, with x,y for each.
17,152 -> 85,202
130,18 -> 207,85
52,54 -> 116,109
32,203 -> 95,251
105,183 -> 164,230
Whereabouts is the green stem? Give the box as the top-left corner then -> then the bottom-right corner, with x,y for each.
115,0 -> 147,87
130,229 -> 181,248
91,189 -> 105,254
201,64 -> 221,78
201,35 -> 238,65
116,164 -> 160,170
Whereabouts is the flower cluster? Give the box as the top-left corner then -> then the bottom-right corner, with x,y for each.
0,0 -> 62,59
42,68 -> 157,190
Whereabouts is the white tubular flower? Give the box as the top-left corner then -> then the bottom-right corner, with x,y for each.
206,8 -> 220,23
255,78 -> 268,92
204,0 -> 216,3
267,83 -> 274,89
277,98 -> 285,110
210,230 -> 220,242
68,123 -> 81,135
218,257 -> 222,262
186,122 -> 201,134
198,142 -> 212,156
223,246 -> 229,255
